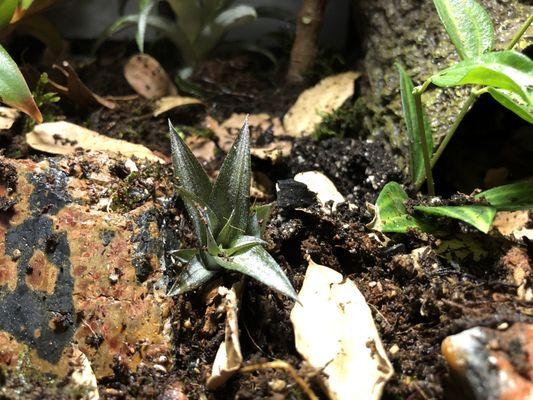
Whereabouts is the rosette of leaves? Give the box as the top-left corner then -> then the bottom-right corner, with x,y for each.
168,119 -> 297,300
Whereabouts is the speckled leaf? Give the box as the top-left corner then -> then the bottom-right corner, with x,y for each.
168,256 -> 219,296
487,87 -> 533,124
214,246 -> 297,300
0,44 -> 42,122
430,51 -> 533,103
475,180 -> 533,211
433,0 -> 494,60
226,235 -> 266,256
414,205 -> 496,233
369,182 -> 433,233
397,64 -> 433,184
169,248 -> 197,263
209,119 -> 251,235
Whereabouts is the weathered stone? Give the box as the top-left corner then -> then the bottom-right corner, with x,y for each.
0,154 -> 175,378
442,324 -> 533,400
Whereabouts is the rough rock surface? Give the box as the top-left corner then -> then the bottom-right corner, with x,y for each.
0,154 -> 176,378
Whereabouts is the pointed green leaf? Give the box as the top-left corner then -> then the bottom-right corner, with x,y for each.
226,235 -> 267,256
168,256 -> 218,296
247,202 -> 273,237
368,182 -> 434,233
0,44 -> 42,122
166,0 -> 204,42
209,119 -> 251,234
175,186 -> 219,245
136,0 -> 156,53
433,0 -> 494,60
397,64 -> 434,184
0,0 -> 17,28
216,209 -> 244,246
414,205 -> 496,233
475,180 -> 533,211
214,246 -> 297,300
205,222 -> 221,256
487,87 -> 533,124
169,248 -> 197,263
430,51 -> 533,103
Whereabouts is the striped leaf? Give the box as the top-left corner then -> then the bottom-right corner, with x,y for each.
433,0 -> 494,60
168,256 -> 219,296
414,205 -> 496,233
475,180 -> 533,211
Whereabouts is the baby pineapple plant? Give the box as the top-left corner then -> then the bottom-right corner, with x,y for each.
168,119 -> 297,300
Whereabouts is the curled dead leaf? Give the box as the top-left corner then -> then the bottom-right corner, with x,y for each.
283,71 -> 361,137
0,107 -> 20,130
124,54 -> 177,99
294,171 -> 345,213
26,121 -> 163,162
153,96 -> 203,117
49,61 -> 116,109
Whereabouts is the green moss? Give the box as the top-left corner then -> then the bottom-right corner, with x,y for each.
312,97 -> 369,140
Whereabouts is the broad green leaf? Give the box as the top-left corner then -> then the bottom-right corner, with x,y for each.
168,256 -> 218,296
475,180 -> 533,211
136,0 -> 156,53
214,246 -> 297,300
487,87 -> 533,124
368,182 -> 433,233
414,205 -> 496,233
0,0 -> 17,28
397,64 -> 434,184
430,51 -> 533,103
226,235 -> 267,256
209,119 -> 251,235
433,0 -> 494,60
0,44 -> 42,122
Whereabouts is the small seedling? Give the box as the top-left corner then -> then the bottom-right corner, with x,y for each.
168,118 -> 297,300
371,1 -> 533,235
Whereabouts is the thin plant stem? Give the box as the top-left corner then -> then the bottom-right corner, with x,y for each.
506,13 -> 533,50
413,92 -> 435,196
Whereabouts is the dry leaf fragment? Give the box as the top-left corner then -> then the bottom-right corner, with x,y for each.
26,121 -> 163,162
69,347 -> 99,400
0,107 -> 20,130
283,71 -> 361,137
49,61 -> 117,109
153,96 -> 204,117
493,211 -> 533,240
124,54 -> 177,99
207,282 -> 243,390
185,135 -> 216,163
294,171 -> 345,212
290,258 -> 393,400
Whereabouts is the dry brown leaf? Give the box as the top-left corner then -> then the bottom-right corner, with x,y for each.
0,107 -> 20,130
290,258 -> 393,400
26,121 -> 163,163
49,61 -> 117,109
207,282 -> 243,390
283,71 -> 361,137
294,171 -> 345,212
153,96 -> 204,117
124,54 -> 177,99
493,211 -> 533,240
69,347 -> 99,400
185,135 -> 216,163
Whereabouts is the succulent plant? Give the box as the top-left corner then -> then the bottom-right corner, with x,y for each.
168,118 -> 297,300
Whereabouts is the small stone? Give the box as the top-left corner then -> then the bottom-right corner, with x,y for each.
109,273 -> 119,284
11,249 -> 21,261
269,379 -> 287,392
389,344 -> 400,355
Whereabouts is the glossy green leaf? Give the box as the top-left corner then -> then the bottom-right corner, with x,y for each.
214,246 -> 297,300
487,87 -> 533,124
368,182 -> 433,233
226,235 -> 267,256
397,64 -> 434,184
414,205 -> 496,233
475,180 -> 533,211
0,44 -> 42,122
169,248 -> 197,263
136,0 -> 156,53
209,119 -> 251,235
168,256 -> 219,296
0,0 -> 17,28
216,209 -> 244,246
430,51 -> 533,103
433,0 -> 494,60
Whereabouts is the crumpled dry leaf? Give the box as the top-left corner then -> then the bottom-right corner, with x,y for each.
294,171 -> 345,213
49,61 -> 117,109
204,113 -> 292,162
124,54 -> 178,99
290,258 -> 393,400
0,107 -> 20,130
493,211 -> 533,240
153,95 -> 204,117
69,347 -> 99,400
186,135 -> 217,163
207,282 -> 243,390
26,121 -> 163,163
283,71 -> 361,137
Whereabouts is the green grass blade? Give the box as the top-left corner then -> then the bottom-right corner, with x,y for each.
433,0 -> 494,60
397,64 -> 434,185
487,87 -> 533,124
414,205 -> 496,233
430,51 -> 533,103
475,180 -> 533,211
